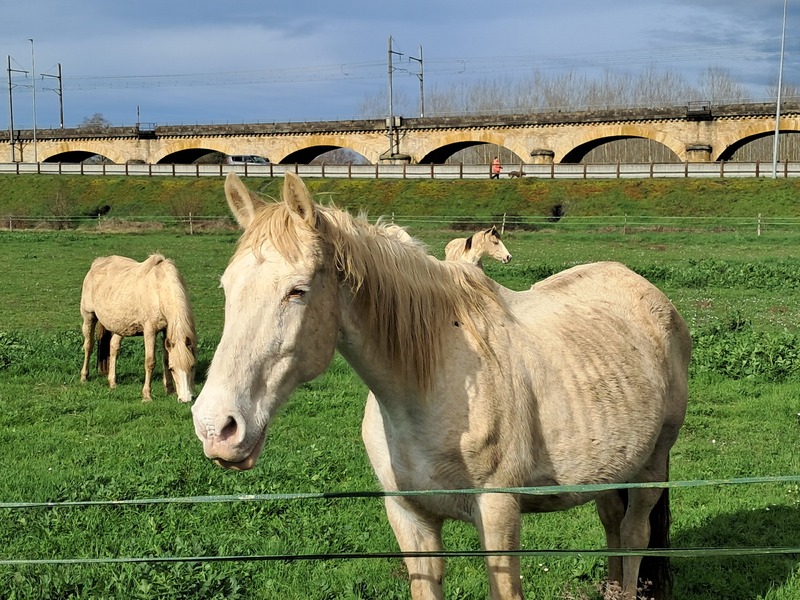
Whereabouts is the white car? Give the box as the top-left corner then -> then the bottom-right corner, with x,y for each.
224,155 -> 269,165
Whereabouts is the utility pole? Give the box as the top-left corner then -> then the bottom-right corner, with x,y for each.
409,46 -> 424,118
42,63 -> 64,129
7,56 -> 15,162
7,55 -> 29,163
772,0 -> 788,178
387,35 -> 403,158
29,39 -> 37,163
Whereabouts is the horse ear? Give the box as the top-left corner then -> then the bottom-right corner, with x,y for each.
224,172 -> 259,229
283,172 -> 316,227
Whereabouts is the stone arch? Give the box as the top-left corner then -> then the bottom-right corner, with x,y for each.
558,124 -> 686,163
415,130 -> 529,164
716,117 -> 800,161
277,134 -> 378,164
151,140 -> 233,164
39,141 -> 122,164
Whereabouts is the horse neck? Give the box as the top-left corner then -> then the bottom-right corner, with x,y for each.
329,222 -> 502,393
466,234 -> 488,266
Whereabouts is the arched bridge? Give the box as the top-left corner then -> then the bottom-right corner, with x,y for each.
2,101 -> 798,165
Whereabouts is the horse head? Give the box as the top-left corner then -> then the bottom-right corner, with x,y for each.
164,330 -> 196,403
192,173 -> 340,470
484,226 -> 512,264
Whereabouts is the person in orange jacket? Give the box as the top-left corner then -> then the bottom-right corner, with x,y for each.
491,156 -> 502,179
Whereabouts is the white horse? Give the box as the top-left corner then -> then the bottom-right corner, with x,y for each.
192,173 -> 691,600
80,254 -> 197,403
444,226 -> 512,268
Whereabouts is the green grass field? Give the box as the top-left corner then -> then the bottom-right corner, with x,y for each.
1,208 -> 800,598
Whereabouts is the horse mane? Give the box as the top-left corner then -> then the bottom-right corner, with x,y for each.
234,202 -> 509,390
147,254 -> 197,367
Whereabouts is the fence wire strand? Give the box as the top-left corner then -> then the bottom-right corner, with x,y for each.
1,475 -> 799,567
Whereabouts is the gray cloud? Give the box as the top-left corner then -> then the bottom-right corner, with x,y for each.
2,0 -> 796,127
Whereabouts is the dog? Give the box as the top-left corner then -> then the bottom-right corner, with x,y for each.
507,170 -> 526,178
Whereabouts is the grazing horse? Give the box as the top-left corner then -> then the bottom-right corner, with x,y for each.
444,226 -> 512,268
80,254 -> 197,403
192,173 -> 690,600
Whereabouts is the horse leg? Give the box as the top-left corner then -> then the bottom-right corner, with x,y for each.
595,490 -> 626,589
80,313 -> 96,382
384,497 -> 446,600
107,333 -> 122,390
619,486 -> 666,600
362,393 -> 446,599
161,332 -> 174,394
142,329 -> 156,402
475,492 -> 524,600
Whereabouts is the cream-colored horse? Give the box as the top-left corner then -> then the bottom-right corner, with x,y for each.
444,225 -> 512,268
192,173 -> 690,600
80,254 -> 197,403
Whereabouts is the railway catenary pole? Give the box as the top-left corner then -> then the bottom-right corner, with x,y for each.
772,0 -> 788,179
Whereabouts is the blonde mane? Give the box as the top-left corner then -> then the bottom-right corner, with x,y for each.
148,255 -> 197,370
234,201 -> 509,390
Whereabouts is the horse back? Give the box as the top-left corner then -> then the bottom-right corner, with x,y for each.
530,262 -> 691,369
501,262 -> 690,486
81,255 -> 170,335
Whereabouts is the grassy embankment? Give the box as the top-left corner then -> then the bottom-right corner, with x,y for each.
3,173 -> 800,221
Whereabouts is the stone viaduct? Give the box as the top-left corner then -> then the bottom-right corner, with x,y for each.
2,101 -> 798,165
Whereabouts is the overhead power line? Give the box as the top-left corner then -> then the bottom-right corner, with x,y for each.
56,42 -> 778,92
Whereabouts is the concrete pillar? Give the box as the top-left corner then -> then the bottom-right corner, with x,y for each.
686,144 -> 713,162
530,149 -> 555,165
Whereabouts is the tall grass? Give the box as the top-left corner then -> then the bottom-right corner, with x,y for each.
0,227 -> 799,599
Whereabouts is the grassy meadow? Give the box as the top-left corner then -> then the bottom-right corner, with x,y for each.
0,177 -> 800,598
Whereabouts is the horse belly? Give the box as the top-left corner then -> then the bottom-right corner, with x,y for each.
94,311 -> 146,337
520,491 -> 599,513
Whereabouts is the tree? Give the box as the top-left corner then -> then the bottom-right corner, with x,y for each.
695,68 -> 748,104
78,113 -> 112,132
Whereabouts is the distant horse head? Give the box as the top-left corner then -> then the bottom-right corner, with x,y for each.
444,225 -> 512,268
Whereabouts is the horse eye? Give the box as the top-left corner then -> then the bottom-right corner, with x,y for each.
286,288 -> 307,302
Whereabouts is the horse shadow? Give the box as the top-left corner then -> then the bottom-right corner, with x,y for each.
672,504 -> 800,598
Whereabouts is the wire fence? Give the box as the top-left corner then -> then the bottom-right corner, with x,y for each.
3,213 -> 800,238
1,475 -> 799,566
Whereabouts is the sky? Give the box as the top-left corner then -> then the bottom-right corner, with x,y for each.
1,1 -> 797,130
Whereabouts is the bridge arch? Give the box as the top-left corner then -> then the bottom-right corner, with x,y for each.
39,142 -> 122,164
152,140 -> 232,164
158,147 -> 224,164
716,117 -> 800,161
277,134 -> 377,164
274,135 -> 372,165
559,124 -> 686,163
415,131 -> 529,164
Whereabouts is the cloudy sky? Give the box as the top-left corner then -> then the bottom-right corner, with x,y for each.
1,1 -> 796,129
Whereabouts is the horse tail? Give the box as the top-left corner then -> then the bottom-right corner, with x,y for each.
96,323 -> 112,375
639,471 -> 673,600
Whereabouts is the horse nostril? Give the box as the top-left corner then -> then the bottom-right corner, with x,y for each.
219,416 -> 239,442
